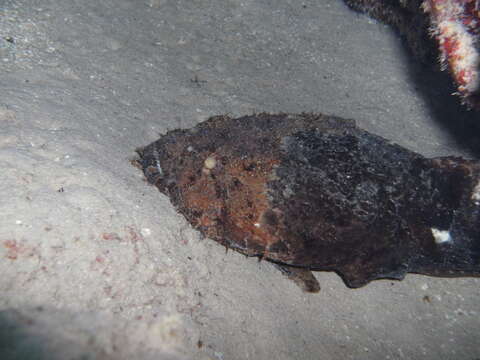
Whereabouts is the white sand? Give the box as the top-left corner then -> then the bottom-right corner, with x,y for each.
1,0 -> 479,359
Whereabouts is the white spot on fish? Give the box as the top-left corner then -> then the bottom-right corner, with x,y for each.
431,228 -> 452,244
204,156 -> 216,169
471,180 -> 480,204
152,145 -> 163,176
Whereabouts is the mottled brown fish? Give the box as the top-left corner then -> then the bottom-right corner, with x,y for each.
135,113 -> 480,292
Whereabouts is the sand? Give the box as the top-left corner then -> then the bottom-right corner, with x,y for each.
1,0 -> 479,359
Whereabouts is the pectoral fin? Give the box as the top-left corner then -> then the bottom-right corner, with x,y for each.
274,264 -> 321,293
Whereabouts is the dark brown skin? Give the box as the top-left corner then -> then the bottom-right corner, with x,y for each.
136,113 -> 480,291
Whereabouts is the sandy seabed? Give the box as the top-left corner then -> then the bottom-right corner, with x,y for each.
1,0 -> 479,359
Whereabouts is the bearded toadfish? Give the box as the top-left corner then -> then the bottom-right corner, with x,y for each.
135,113 -> 480,292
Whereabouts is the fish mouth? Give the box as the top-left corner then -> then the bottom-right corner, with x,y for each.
134,144 -> 165,185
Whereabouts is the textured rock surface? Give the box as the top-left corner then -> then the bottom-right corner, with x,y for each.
1,0 -> 480,359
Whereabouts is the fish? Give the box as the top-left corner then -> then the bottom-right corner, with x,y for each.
135,113 -> 480,292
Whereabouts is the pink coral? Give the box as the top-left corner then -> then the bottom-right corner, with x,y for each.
423,0 -> 480,108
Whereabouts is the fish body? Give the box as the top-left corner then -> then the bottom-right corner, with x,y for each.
136,113 -> 480,290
